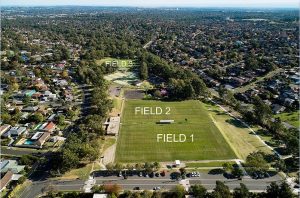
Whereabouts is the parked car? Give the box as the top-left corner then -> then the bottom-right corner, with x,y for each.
133,187 -> 140,190
153,187 -> 161,190
264,172 -> 270,178
252,172 -> 258,179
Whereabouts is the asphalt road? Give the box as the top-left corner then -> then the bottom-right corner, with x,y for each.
19,180 -> 85,198
94,172 -> 283,191
18,172 -> 283,198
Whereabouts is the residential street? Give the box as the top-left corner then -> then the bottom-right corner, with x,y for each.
18,172 -> 283,198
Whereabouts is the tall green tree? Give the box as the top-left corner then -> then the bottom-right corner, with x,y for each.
212,181 -> 232,198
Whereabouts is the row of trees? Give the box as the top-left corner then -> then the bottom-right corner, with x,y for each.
88,181 -> 295,198
50,61 -> 112,175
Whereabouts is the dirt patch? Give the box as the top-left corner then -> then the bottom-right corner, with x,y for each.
109,86 -> 121,97
124,90 -> 144,99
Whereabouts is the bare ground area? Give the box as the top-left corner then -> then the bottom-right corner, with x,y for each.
124,89 -> 144,99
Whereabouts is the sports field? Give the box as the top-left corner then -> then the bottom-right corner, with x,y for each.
116,100 -> 236,162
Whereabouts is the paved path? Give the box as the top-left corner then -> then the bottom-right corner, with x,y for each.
103,143 -> 116,165
209,99 -> 282,159
233,68 -> 284,93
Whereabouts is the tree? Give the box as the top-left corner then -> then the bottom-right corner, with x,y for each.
212,181 -> 232,198
222,162 -> 232,173
232,168 -> 243,178
179,168 -> 187,176
274,159 -> 287,172
92,185 -> 104,193
233,183 -> 249,198
285,128 -> 299,157
189,184 -> 207,198
140,62 -> 148,80
278,182 -> 294,198
269,118 -> 285,139
244,152 -> 269,174
253,96 -> 272,125
172,185 -> 186,198
1,113 -> 11,124
56,115 -> 65,126
17,176 -> 26,185
62,70 -> 69,79
141,190 -> 152,198
61,149 -> 80,172
19,154 -> 39,166
153,90 -> 162,98
30,113 -> 44,123
103,184 -> 122,196
266,182 -> 280,198
23,95 -> 31,105
12,82 -> 19,91
151,191 -> 162,198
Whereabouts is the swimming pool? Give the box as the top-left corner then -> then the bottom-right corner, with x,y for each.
24,139 -> 34,145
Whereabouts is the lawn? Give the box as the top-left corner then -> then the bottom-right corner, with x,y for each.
275,110 -> 299,128
116,100 -> 236,162
186,161 -> 236,168
203,103 -> 273,159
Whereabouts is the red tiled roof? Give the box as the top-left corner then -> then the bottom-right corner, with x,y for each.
44,122 -> 55,131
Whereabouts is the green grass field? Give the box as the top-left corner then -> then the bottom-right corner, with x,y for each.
116,100 -> 236,162
275,110 -> 299,128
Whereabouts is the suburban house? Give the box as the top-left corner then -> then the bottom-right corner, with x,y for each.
22,106 -> 39,112
39,122 -> 56,133
0,124 -> 11,136
36,132 -> 51,147
2,127 -> 27,138
0,160 -> 25,174
0,171 -> 13,192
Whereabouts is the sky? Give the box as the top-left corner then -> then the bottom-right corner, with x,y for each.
1,0 -> 299,8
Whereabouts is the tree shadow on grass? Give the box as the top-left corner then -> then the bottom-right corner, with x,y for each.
208,168 -> 224,175
225,119 -> 247,128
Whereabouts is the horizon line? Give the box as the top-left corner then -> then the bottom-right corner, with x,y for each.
1,5 -> 299,9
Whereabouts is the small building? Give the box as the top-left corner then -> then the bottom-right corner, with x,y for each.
105,117 -> 120,136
